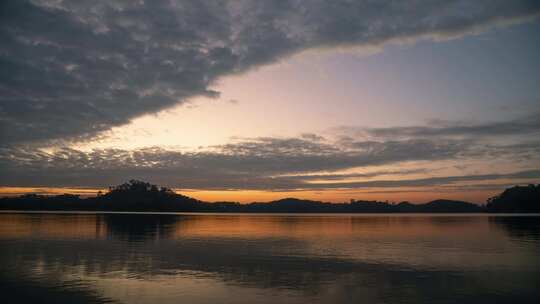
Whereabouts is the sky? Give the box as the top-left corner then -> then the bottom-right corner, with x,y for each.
1,0 -> 540,203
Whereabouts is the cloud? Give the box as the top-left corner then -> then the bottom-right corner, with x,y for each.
0,135 -> 467,188
294,169 -> 540,190
1,0 -> 539,145
277,168 -> 430,182
1,126 -> 539,191
336,112 -> 540,140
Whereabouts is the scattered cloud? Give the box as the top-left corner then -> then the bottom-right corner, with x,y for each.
0,137 -> 464,188
335,111 -> 540,140
1,113 -> 539,190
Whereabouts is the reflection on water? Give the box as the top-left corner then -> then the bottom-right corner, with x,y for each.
1,213 -> 539,304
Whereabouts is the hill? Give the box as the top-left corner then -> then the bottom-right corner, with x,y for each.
0,180 -> 538,213
394,199 -> 482,213
487,185 -> 540,213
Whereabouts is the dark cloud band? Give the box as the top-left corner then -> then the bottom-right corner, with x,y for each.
1,122 -> 539,190
1,0 -> 539,145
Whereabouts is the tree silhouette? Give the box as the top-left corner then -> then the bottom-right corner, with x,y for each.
487,184 -> 540,213
0,181 -> 537,213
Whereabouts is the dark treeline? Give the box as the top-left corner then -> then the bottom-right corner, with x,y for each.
486,184 -> 540,213
0,180 -> 538,213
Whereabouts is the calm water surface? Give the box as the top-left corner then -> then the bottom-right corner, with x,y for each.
1,213 -> 539,304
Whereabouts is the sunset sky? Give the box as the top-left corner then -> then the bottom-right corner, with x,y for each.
1,0 -> 540,203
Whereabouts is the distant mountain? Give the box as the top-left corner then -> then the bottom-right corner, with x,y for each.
421,199 -> 483,212
395,199 -> 482,213
0,180 -> 538,213
246,198 -> 335,213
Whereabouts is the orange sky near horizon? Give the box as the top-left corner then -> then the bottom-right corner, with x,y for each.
0,186 -> 498,204
1,14 -> 539,202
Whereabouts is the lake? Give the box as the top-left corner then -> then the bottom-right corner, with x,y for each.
1,212 -> 539,304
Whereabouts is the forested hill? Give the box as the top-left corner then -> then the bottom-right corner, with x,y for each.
0,180 -> 538,213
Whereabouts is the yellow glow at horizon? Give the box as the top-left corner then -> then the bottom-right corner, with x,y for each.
1,158 -> 532,203
0,186 -> 499,204
0,187 -> 108,196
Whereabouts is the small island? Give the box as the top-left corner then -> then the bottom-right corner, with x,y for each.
1,180 -> 538,213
